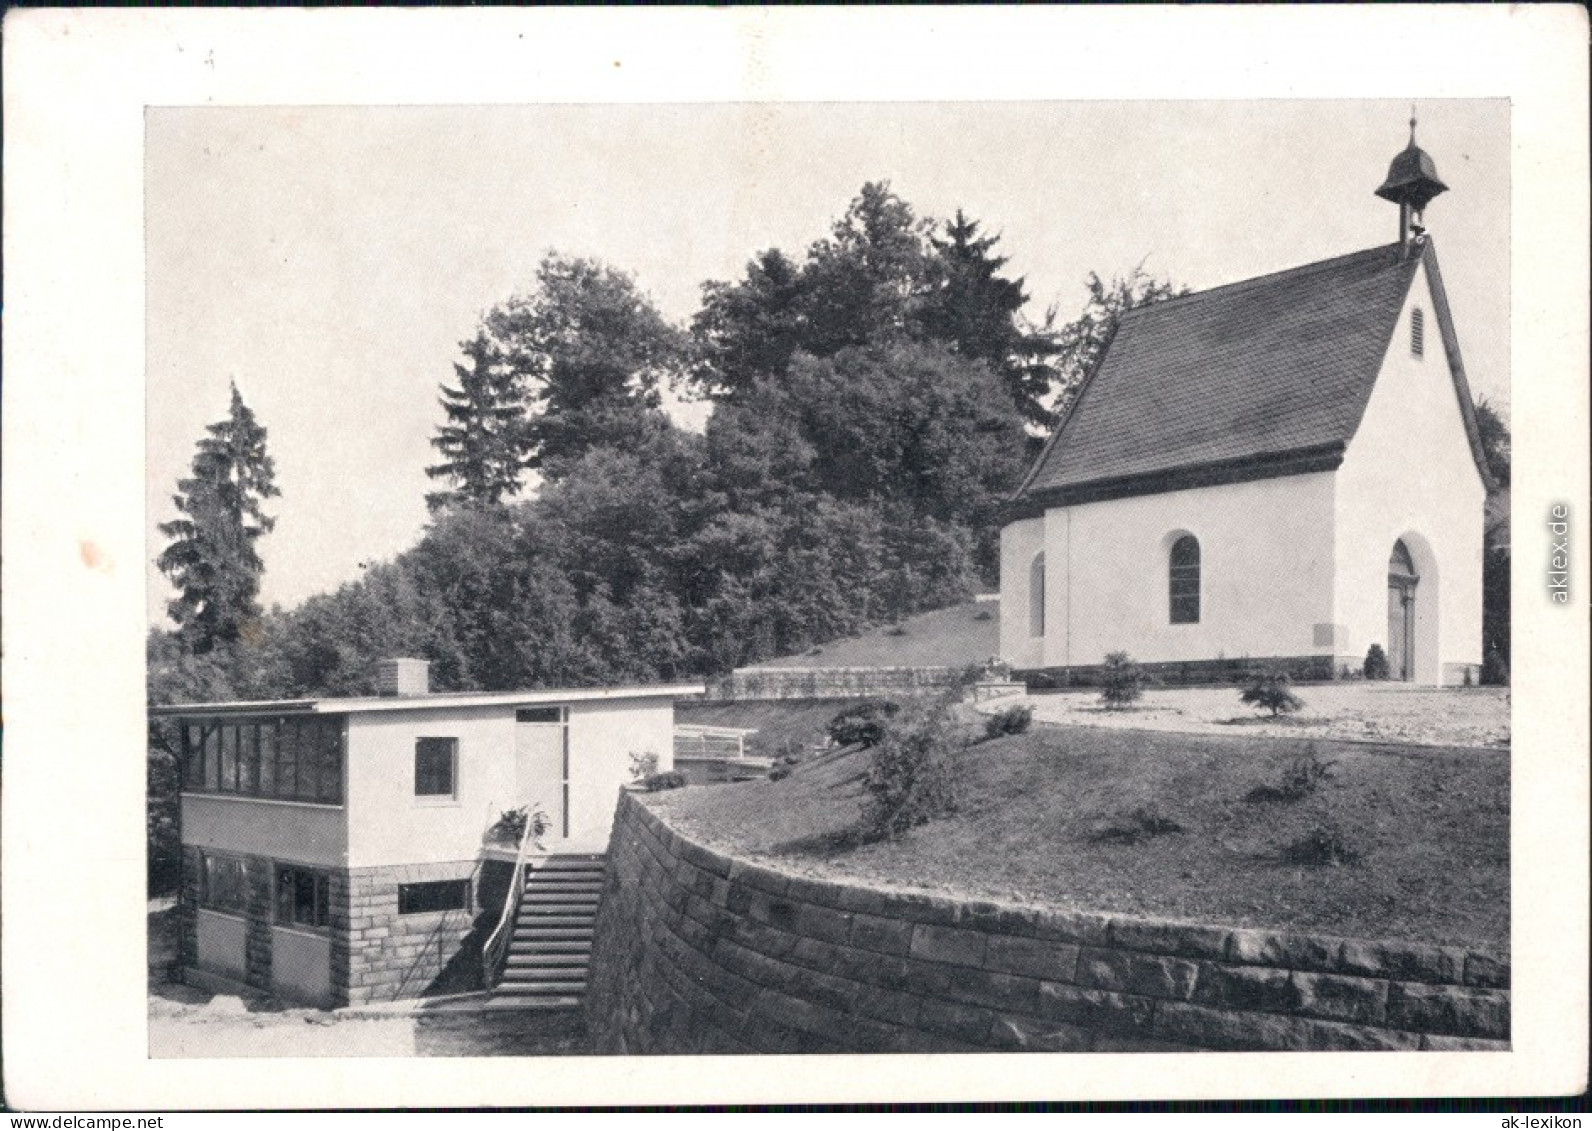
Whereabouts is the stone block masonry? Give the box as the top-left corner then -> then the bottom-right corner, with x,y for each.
713,666 -> 966,701
178,849 -> 490,1006
584,791 -> 1510,1054
335,860 -> 485,1005
1018,654 -> 1362,690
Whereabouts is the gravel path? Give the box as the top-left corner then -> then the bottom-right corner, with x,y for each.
1010,682 -> 1508,749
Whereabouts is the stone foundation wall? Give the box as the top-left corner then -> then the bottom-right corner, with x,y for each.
336,860 -> 489,1005
178,847 -> 496,1006
1018,654 -> 1363,690
585,792 -> 1509,1054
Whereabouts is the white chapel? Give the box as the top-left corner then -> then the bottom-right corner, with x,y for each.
999,126 -> 1495,686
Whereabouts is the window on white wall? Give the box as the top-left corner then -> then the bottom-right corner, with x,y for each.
199,853 -> 249,915
1411,307 -> 1425,357
1029,552 -> 1045,637
275,865 -> 330,930
1169,535 -> 1200,624
415,737 -> 458,799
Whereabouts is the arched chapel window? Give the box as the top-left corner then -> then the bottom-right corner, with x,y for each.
1029,553 -> 1045,638
1169,535 -> 1200,625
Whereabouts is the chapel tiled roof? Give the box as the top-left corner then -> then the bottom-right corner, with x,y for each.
1012,239 -> 1494,512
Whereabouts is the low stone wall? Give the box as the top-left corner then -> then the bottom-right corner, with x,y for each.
585,792 -> 1509,1054
715,666 -> 964,701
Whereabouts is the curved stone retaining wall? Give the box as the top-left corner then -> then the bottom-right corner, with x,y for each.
585,791 -> 1509,1054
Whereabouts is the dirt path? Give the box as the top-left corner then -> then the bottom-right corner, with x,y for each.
1009,683 -> 1507,749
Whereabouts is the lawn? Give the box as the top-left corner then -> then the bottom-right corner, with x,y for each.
743,599 -> 999,670
677,698 -> 864,758
651,721 -> 1509,952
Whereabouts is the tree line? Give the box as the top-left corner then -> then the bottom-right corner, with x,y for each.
146,182 -> 1514,889
150,182 -> 1185,707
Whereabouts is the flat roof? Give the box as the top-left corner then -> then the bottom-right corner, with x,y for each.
148,683 -> 707,719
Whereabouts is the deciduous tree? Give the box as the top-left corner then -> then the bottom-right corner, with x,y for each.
1050,264 -> 1187,422
485,253 -> 686,477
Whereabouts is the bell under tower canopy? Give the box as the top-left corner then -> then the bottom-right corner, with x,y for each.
1375,115 -> 1449,213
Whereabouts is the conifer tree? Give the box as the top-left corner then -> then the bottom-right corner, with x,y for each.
156,382 -> 280,653
425,330 -> 533,512
925,210 -> 1059,426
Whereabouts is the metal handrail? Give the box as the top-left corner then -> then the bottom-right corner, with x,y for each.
481,820 -> 540,991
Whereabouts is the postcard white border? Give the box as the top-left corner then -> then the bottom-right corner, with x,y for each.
3,5 -> 1587,1108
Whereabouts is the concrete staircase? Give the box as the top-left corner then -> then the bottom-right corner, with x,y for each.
493,853 -> 606,1005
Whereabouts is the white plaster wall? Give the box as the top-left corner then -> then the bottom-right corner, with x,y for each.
195,910 -> 247,978
1333,261 -> 1487,683
1041,473 -> 1339,668
566,699 -> 676,843
182,795 -> 347,868
344,706 -> 517,868
998,516 -> 1046,669
271,927 -> 333,1006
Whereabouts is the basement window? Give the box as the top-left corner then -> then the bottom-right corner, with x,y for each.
1411,307 -> 1425,357
399,880 -> 472,915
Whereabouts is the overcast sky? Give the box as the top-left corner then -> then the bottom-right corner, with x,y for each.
145,99 -> 1510,621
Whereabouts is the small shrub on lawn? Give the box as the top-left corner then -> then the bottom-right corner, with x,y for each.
957,657 -> 1014,692
1088,804 -> 1184,845
628,750 -> 659,781
1245,744 -> 1335,804
771,737 -> 806,766
1098,651 -> 1146,710
1481,648 -> 1510,686
884,624 -> 909,637
1279,822 -> 1363,866
769,766 -> 791,782
1241,670 -> 1304,716
642,771 -> 687,792
827,700 -> 902,748
1363,643 -> 1391,680
860,703 -> 960,841
973,608 -> 993,621
984,703 -> 1033,739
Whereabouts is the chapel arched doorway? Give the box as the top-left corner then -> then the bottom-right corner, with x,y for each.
1387,539 -> 1420,681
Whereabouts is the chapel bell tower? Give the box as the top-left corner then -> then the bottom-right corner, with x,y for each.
1375,112 -> 1449,256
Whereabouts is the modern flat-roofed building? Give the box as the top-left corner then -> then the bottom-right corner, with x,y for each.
152,657 -> 701,1006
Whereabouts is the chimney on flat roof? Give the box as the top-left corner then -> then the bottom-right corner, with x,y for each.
375,658 -> 431,697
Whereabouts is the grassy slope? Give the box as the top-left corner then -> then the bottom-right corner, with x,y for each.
676,699 -> 860,758
745,600 -> 999,670
652,723 -> 1509,951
